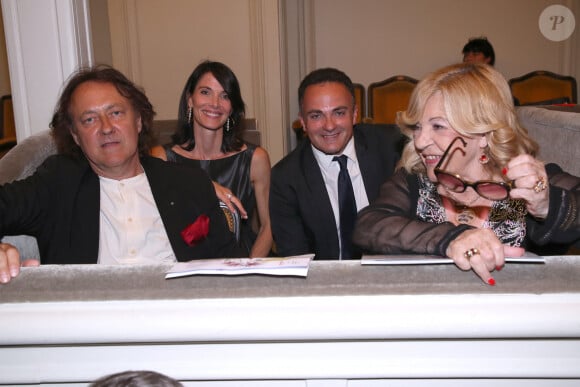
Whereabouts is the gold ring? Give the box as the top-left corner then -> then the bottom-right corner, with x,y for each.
463,248 -> 480,260
533,177 -> 547,193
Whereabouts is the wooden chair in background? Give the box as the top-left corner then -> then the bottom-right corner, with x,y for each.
353,83 -> 365,123
509,70 -> 577,106
367,75 -> 418,125
0,95 -> 17,158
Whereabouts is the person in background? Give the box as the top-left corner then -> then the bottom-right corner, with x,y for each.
152,61 -> 272,257
462,36 -> 495,65
270,67 -> 403,260
90,370 -> 183,387
0,65 -> 243,284
353,63 -> 580,285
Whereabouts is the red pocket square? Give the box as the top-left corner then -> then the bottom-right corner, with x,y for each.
181,214 -> 210,246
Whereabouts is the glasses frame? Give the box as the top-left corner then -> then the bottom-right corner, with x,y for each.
434,136 -> 512,201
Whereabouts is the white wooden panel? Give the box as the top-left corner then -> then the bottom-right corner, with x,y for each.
0,339 -> 579,384
1,259 -> 579,385
1,293 -> 580,345
1,0 -> 92,139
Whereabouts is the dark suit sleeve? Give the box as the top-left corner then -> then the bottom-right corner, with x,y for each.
0,162 -> 49,238
270,162 -> 313,257
526,163 -> 580,246
0,155 -> 75,240
353,124 -> 405,204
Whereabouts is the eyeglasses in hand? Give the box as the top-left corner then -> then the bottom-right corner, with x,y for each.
434,136 -> 512,201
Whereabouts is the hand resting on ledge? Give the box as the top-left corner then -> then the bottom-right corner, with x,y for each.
0,243 -> 39,283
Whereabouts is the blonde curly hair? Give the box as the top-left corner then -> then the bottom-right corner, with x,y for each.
397,63 -> 538,176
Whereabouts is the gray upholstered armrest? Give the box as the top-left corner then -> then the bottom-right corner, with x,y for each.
517,106 -> 580,177
0,130 -> 56,183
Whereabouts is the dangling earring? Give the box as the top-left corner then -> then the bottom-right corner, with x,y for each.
225,117 -> 232,133
187,107 -> 193,126
479,153 -> 489,164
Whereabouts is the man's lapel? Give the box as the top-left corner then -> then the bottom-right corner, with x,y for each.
353,128 -> 379,198
299,142 -> 338,236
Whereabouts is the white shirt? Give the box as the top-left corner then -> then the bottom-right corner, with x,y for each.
311,138 -> 369,258
98,173 -> 176,265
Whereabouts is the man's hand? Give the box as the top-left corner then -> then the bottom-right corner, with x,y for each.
0,243 -> 23,284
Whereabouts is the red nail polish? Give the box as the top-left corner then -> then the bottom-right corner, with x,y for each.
502,167 -> 508,175
487,278 -> 496,286
496,265 -> 503,271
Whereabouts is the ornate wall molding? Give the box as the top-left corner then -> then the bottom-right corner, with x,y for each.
248,0 -> 285,163
107,0 -> 141,84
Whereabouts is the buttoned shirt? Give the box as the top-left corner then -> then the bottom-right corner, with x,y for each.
98,173 -> 176,265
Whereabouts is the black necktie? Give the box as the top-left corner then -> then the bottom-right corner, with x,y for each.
333,155 -> 357,260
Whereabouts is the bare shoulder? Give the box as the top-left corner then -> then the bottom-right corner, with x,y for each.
250,146 -> 271,180
251,146 -> 271,166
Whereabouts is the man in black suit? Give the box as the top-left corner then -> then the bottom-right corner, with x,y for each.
270,68 -> 402,260
0,66 -> 242,283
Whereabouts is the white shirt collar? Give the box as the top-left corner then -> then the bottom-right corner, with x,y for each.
311,136 -> 357,169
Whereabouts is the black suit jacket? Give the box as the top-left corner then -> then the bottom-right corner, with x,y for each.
270,124 -> 403,259
0,155 -> 243,264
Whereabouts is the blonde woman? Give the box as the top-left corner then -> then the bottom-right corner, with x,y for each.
354,63 -> 580,284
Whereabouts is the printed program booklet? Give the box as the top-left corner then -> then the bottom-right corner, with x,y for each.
165,254 -> 314,279
361,254 -> 545,265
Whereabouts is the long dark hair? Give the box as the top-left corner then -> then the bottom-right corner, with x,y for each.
173,60 -> 246,152
50,65 -> 156,159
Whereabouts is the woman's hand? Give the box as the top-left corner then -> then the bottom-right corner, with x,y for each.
446,229 -> 524,285
504,155 -> 549,220
212,181 -> 248,219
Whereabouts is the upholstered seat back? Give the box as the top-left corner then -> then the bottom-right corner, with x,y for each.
516,106 -> 580,177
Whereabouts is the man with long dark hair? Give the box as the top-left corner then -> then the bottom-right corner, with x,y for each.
0,66 -> 242,283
